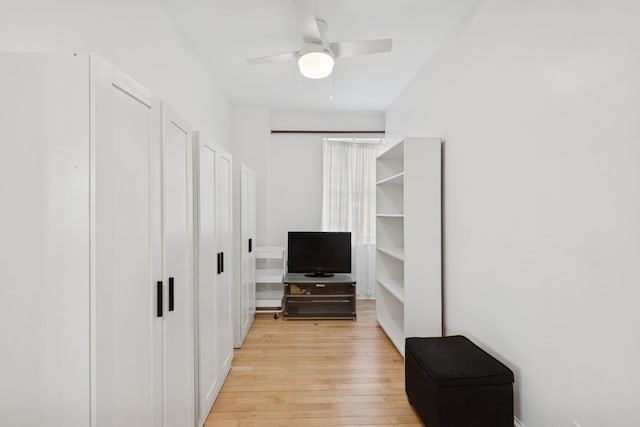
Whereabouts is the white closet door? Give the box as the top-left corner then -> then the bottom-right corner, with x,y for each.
161,104 -> 194,427
238,164 -> 256,346
196,138 -> 220,425
0,53 -> 91,427
216,149 -> 234,374
237,167 -> 248,346
93,56 -> 155,427
247,169 -> 257,319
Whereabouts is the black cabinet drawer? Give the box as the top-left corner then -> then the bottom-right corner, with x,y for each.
284,295 -> 356,318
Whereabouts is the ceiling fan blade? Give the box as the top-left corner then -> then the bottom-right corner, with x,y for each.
331,39 -> 393,59
246,51 -> 299,65
291,0 -> 322,43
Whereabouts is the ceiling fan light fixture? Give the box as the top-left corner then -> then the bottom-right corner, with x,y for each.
298,50 -> 334,79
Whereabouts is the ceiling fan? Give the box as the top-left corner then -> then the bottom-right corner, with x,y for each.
246,0 -> 393,79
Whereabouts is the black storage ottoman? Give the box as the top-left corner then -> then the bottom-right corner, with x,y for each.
405,335 -> 514,427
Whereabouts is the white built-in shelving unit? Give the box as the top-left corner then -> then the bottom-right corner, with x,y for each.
255,246 -> 285,318
375,137 -> 442,357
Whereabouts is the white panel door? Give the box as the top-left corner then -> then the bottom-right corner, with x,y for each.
0,53 -> 91,427
195,137 -> 219,426
216,149 -> 234,375
161,104 -> 195,427
237,164 -> 257,347
247,168 -> 257,319
92,56 -> 155,427
236,167 -> 247,347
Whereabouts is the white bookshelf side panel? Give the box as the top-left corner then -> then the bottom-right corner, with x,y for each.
403,137 -> 442,339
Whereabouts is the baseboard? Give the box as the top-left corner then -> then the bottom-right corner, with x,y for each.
514,416 -> 527,427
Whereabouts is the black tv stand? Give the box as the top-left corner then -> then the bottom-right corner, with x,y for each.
304,272 -> 334,278
283,273 -> 356,319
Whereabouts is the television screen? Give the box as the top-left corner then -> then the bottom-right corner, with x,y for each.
287,231 -> 351,276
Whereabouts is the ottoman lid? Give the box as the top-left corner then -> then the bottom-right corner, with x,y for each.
405,335 -> 514,386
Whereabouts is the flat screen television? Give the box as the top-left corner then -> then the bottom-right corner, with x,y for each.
287,231 -> 351,277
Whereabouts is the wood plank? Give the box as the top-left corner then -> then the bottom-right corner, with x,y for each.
204,300 -> 421,425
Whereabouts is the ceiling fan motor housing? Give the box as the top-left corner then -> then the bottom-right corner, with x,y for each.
299,41 -> 333,58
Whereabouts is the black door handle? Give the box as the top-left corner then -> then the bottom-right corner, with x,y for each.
217,252 -> 221,275
220,252 -> 224,273
168,277 -> 175,312
157,281 -> 163,318
248,238 -> 252,253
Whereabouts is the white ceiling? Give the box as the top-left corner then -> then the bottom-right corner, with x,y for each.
162,0 -> 477,112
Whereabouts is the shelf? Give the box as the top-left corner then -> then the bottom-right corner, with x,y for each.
375,137 -> 443,357
256,268 -> 284,283
376,171 -> 404,186
256,288 -> 283,298
256,299 -> 284,308
376,141 -> 404,186
255,246 -> 285,259
377,277 -> 404,303
377,246 -> 405,261
256,288 -> 284,308
255,246 -> 285,316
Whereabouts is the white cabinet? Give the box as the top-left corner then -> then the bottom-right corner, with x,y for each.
0,53 -> 155,427
193,132 -> 233,426
234,164 -> 256,347
376,137 -> 442,357
255,247 -> 285,318
0,53 -> 197,427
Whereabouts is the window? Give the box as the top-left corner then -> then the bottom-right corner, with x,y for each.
321,139 -> 381,298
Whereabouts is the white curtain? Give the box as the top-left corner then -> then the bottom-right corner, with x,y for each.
322,140 -> 380,299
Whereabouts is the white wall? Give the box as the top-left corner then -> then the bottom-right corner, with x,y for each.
0,0 -> 231,149
232,106 -> 271,246
386,1 -> 640,426
230,106 -> 269,309
267,111 -> 384,248
268,132 -> 324,247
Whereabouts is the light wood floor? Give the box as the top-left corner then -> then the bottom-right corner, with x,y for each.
205,300 -> 422,426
